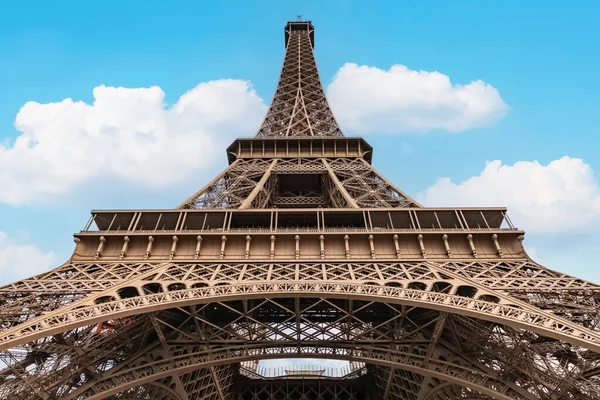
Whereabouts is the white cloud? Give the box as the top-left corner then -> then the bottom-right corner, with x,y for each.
0,231 -> 54,285
418,156 -> 600,234
0,80 -> 267,206
327,63 -> 508,134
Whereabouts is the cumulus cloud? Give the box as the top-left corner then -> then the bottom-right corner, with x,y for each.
327,63 -> 508,134
0,231 -> 54,285
418,156 -> 600,234
0,80 -> 267,205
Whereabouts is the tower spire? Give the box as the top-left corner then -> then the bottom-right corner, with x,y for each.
255,20 -> 343,137
177,19 -> 420,210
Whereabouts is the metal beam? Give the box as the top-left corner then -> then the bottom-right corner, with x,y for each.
177,159 -> 240,209
322,158 -> 359,208
239,159 -> 278,209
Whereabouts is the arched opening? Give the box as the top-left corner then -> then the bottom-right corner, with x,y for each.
118,286 -> 139,299
364,281 -> 381,286
142,283 -> 163,294
432,282 -> 452,293
95,296 -> 116,304
479,294 -> 500,304
192,282 -> 209,289
385,281 -> 402,288
167,283 -> 186,292
456,285 -> 477,298
407,282 -> 427,291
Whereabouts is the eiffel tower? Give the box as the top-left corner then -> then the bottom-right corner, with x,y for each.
1,19 -> 600,400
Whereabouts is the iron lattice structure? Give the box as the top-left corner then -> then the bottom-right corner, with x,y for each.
1,20 -> 600,400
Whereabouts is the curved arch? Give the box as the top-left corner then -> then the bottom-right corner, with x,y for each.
64,343 -> 527,400
1,281 -> 599,352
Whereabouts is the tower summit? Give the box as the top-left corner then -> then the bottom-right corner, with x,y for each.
179,20 -> 419,211
1,20 -> 600,400
257,19 -> 335,137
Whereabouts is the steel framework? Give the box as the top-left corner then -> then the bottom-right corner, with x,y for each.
1,19 -> 599,400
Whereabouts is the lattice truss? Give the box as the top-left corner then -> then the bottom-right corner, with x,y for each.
1,259 -> 600,399
180,157 -> 419,209
255,24 -> 343,137
236,377 -> 366,399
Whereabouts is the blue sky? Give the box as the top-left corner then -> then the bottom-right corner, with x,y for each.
1,0 -> 599,288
